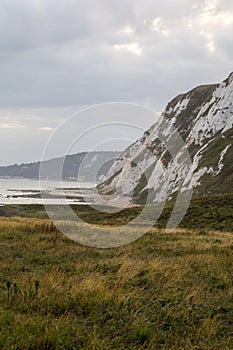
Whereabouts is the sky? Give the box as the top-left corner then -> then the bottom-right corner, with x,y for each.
0,0 -> 232,165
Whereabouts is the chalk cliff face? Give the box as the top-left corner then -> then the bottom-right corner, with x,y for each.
99,73 -> 233,203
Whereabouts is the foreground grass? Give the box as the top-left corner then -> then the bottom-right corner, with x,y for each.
0,217 -> 233,349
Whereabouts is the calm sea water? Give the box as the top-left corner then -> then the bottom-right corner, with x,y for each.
0,178 -> 95,205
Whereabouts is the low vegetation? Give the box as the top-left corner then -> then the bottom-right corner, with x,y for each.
1,193 -> 233,232
0,212 -> 233,349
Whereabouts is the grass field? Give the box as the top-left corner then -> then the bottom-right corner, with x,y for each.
1,193 -> 233,231
0,206 -> 233,349
0,194 -> 233,349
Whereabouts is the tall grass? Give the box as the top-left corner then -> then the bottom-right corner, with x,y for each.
0,217 -> 233,349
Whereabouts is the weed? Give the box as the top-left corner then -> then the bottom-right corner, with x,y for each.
133,326 -> 151,344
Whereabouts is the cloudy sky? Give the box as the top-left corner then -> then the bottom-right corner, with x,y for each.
0,0 -> 232,165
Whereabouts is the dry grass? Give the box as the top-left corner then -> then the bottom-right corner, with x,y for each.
0,217 -> 233,349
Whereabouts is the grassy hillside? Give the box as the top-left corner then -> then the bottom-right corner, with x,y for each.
1,193 -> 233,232
0,216 -> 233,349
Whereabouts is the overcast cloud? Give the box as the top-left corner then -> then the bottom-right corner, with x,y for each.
0,0 -> 232,164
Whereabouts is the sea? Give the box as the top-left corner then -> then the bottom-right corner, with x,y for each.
0,178 -> 95,205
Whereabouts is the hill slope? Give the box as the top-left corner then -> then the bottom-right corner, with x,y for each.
0,151 -> 119,182
99,73 -> 233,203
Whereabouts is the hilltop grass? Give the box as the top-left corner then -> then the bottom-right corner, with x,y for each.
0,217 -> 233,349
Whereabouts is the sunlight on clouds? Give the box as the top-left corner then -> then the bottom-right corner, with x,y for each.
148,0 -> 232,40
114,42 -> 142,56
207,39 -> 216,52
184,1 -> 233,54
151,17 -> 169,36
194,0 -> 233,27
183,17 -> 193,29
120,24 -> 134,34
200,31 -> 216,52
202,0 -> 218,12
222,13 -> 233,25
39,127 -> 55,131
0,123 -> 23,129
193,0 -> 218,12
152,17 -> 162,26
